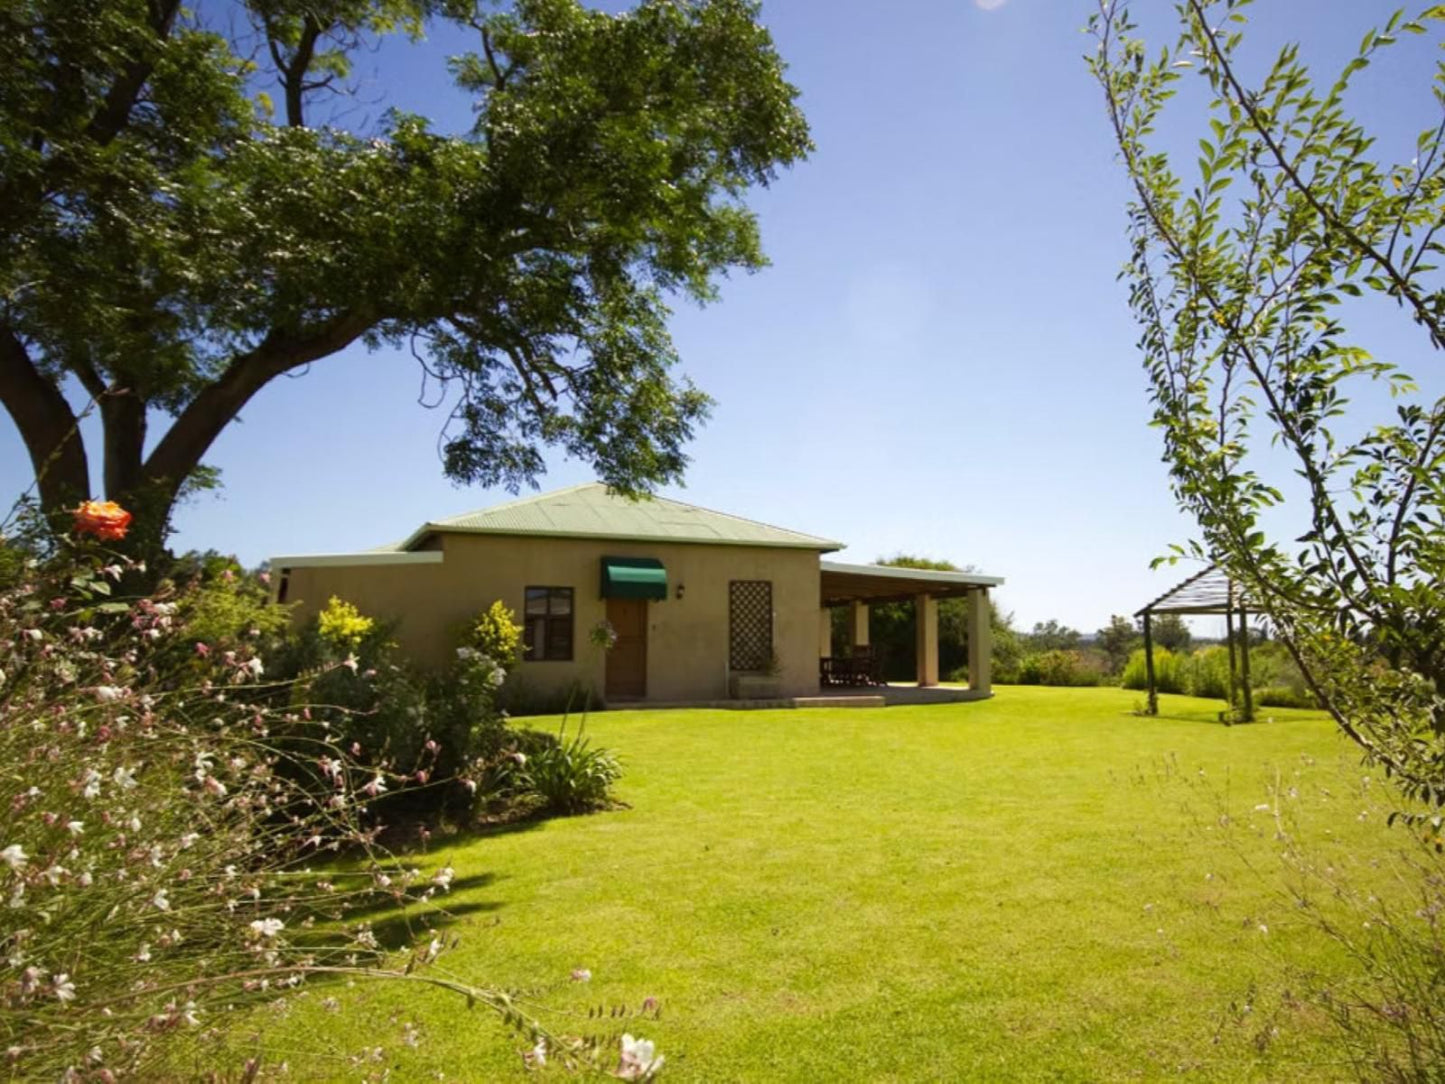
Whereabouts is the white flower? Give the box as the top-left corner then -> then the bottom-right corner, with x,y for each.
94,685 -> 124,703
133,944 -> 152,963
615,1034 -> 663,1081
81,770 -> 102,799
431,867 -> 454,891
249,918 -> 285,939
244,657 -> 264,679
65,821 -> 83,836
52,974 -> 76,1003
112,765 -> 137,790
23,628 -> 42,642
571,968 -> 592,983
1,845 -> 27,871
151,889 -> 170,911
0,667 -> 6,688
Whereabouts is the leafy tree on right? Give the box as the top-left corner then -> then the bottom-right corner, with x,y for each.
1090,3 -> 1445,808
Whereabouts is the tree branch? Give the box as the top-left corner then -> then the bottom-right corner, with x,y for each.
1187,0 -> 1445,347
84,0 -> 183,146
141,312 -> 374,504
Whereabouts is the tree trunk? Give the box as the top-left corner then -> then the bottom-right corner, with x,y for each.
0,328 -> 91,515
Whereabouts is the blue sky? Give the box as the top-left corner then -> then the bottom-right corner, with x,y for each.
2,0 -> 1436,635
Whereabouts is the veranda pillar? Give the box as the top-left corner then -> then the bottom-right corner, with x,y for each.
966,587 -> 993,696
915,593 -> 939,687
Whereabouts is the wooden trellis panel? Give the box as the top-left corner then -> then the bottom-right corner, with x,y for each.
729,580 -> 773,671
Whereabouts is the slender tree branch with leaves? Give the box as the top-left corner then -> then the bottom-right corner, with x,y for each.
1089,1 -> 1445,812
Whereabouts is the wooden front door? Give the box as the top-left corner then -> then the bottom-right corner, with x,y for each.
606,598 -> 648,699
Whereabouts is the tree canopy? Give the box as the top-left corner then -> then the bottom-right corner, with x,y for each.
0,0 -> 810,549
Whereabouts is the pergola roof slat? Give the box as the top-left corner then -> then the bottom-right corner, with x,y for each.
1134,564 -> 1250,616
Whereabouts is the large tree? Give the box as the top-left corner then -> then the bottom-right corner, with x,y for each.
1090,2 -> 1445,806
0,0 -> 810,550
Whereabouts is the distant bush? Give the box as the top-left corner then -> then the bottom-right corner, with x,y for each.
1256,685 -> 1318,709
1120,640 -> 1319,709
1185,645 -> 1233,700
1015,649 -> 1104,687
1121,646 -> 1187,694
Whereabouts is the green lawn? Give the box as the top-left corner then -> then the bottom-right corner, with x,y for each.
247,687 -> 1407,1081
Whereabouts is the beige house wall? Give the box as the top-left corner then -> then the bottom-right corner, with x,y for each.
278,534 -> 824,702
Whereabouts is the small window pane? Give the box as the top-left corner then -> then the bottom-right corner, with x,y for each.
547,621 -> 573,661
525,589 -> 549,616
550,590 -> 573,616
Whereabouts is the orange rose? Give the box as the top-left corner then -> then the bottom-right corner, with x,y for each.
72,500 -> 133,542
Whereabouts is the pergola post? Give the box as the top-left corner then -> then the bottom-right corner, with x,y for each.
818,608 -> 833,660
849,600 -> 869,652
915,593 -> 939,687
1224,604 -> 1239,712
966,587 -> 992,696
1239,604 -> 1255,722
1142,611 -> 1158,715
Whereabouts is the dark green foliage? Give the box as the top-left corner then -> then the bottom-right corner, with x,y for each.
1096,614 -> 1140,675
1027,620 -> 1082,653
501,677 -> 605,717
0,0 -> 811,550
1150,613 -> 1192,654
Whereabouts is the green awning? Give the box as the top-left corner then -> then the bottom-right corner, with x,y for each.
601,556 -> 667,600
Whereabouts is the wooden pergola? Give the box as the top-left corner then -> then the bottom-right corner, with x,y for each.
1135,565 -> 1255,721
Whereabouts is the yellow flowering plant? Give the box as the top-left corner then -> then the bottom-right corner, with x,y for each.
317,596 -> 375,648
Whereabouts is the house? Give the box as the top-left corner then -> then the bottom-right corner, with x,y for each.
270,484 -> 1003,705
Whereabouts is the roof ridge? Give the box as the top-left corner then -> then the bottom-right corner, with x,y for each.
429,481 -> 602,527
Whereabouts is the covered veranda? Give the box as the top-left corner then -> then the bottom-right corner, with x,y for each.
818,560 -> 1004,700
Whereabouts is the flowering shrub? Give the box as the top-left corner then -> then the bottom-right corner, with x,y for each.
463,601 -> 524,669
317,596 -> 375,648
293,600 -> 528,819
0,526 -> 537,1077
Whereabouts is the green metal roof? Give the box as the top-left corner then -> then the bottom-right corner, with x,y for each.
399,483 -> 843,552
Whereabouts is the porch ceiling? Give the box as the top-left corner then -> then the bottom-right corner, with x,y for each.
820,560 -> 1004,607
